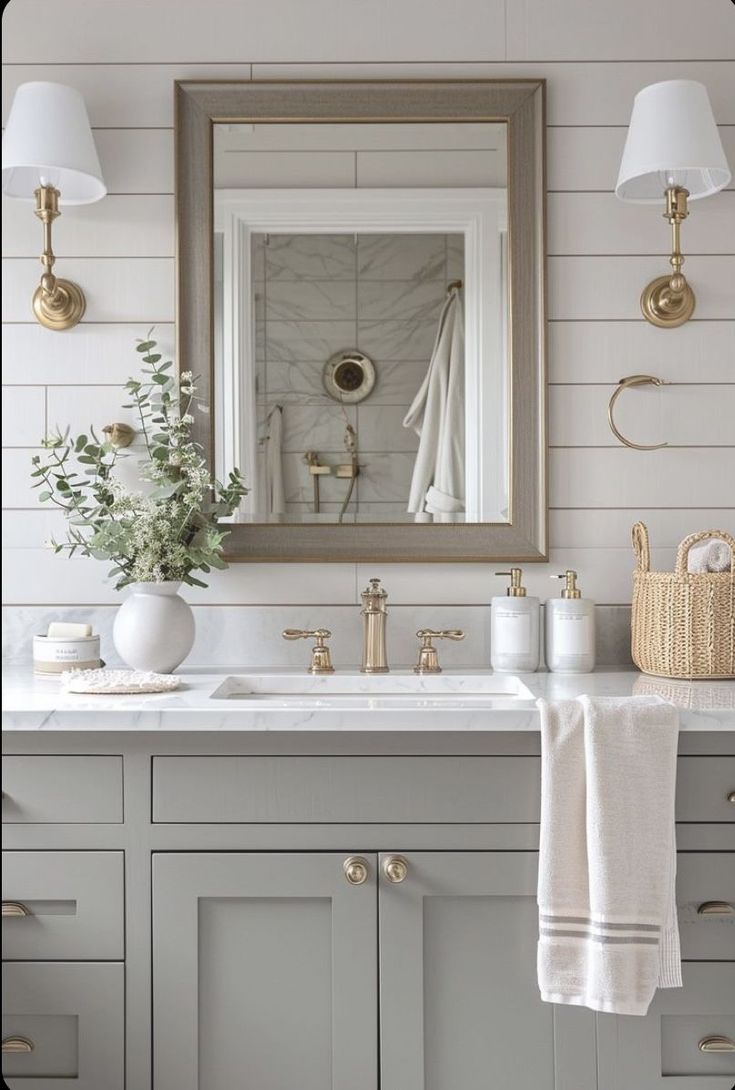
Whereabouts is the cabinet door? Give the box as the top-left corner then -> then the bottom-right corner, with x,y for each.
378,851 -> 594,1090
153,852 -> 378,1090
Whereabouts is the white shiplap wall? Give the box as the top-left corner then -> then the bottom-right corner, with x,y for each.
2,0 -> 734,662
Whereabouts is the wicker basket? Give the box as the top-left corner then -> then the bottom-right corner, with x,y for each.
631,523 -> 735,679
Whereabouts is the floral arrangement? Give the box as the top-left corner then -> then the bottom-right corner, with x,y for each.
31,335 -> 247,589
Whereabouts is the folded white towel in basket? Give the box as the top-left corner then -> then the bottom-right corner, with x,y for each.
687,538 -> 732,573
537,695 -> 681,1016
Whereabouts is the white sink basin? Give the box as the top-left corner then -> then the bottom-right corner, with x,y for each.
211,672 -> 535,710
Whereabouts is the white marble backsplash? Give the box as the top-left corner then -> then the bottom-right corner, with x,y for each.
3,604 -> 633,670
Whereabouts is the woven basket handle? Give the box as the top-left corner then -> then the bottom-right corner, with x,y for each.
675,529 -> 735,576
631,521 -> 651,572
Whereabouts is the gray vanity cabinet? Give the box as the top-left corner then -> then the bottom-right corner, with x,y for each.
152,852 -> 379,1090
378,850 -> 594,1090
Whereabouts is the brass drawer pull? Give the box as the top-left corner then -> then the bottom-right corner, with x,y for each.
343,856 -> 369,886
383,855 -> 409,884
2,901 -> 30,918
698,1036 -> 735,1053
697,900 -> 735,916
728,790 -> 735,804
1,1036 -> 34,1054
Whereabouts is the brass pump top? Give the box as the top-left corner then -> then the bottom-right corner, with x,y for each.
495,567 -> 527,598
553,569 -> 582,599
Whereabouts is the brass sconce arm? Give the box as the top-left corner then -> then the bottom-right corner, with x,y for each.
608,374 -> 669,451
32,185 -> 86,330
640,186 -> 695,328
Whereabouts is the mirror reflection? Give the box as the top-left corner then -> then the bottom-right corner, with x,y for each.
213,122 -> 508,524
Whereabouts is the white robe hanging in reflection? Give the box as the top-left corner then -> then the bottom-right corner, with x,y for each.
265,406 -> 286,518
403,289 -> 465,523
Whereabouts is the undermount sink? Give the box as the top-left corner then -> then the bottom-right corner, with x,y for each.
210,672 -> 535,709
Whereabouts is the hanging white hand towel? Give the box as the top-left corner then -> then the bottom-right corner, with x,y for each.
537,695 -> 681,1016
403,288 -> 465,522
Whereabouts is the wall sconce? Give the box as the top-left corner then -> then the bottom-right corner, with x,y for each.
616,80 -> 731,328
2,82 -> 106,331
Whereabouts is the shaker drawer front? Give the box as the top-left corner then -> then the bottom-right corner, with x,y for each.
598,963 -> 735,1090
1,962 -> 124,1090
676,757 -> 735,822
153,756 -> 542,823
2,853 -> 124,961
677,853 -> 735,960
2,757 -> 123,824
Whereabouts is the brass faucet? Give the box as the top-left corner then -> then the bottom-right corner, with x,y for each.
360,578 -> 389,673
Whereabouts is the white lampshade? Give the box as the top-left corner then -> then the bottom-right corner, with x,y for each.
2,81 -> 106,204
616,80 -> 731,203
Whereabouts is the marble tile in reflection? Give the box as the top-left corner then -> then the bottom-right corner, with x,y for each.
265,234 -> 356,281
266,280 -> 357,321
357,405 -> 419,453
358,451 -> 415,503
358,319 -> 436,362
267,361 -> 328,402
447,234 -> 465,280
357,279 -> 444,322
278,403 -> 356,453
266,320 -> 356,363
358,233 -> 446,281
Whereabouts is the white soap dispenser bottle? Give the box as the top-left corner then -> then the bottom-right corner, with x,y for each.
545,570 -> 596,674
491,568 -> 540,673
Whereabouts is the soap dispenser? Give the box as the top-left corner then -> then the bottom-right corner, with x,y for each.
491,568 -> 540,673
545,570 -> 596,674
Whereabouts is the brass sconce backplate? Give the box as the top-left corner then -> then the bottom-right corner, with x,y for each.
32,277 -> 86,331
640,274 -> 695,328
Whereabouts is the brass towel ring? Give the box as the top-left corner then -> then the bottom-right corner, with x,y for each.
607,374 -> 669,451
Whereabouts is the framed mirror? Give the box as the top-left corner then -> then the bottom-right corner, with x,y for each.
176,79 -> 547,561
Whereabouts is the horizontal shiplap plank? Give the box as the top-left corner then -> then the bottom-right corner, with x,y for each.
1,387 -> 45,446
0,549 -> 357,606
548,191 -> 735,256
355,149 -> 505,187
1,0 -> 506,64
550,508 -> 735,550
549,256 -> 735,320
505,0 -> 735,61
253,62 -> 735,125
2,196 -> 174,257
1,64 -> 252,127
2,258 -> 174,322
548,126 -> 735,193
2,449 -> 42,508
550,384 -> 735,447
2,510 -> 67,549
4,62 -> 735,129
215,151 -> 355,189
45,386 -> 141,440
94,129 -> 174,194
551,448 -> 735,507
549,321 -> 735,383
1,324 -> 176,385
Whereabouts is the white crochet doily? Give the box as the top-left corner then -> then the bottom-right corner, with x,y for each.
60,668 -> 181,694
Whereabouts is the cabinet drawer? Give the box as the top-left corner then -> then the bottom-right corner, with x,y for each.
2,852 -> 124,961
2,962 -> 124,1090
153,756 -> 542,823
1,757 -> 122,824
598,963 -> 735,1089
677,853 -> 735,960
676,757 -> 735,822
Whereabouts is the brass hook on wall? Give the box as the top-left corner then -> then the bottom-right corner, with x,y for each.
607,374 -> 670,451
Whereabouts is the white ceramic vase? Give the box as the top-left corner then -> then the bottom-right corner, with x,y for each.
113,582 -> 195,674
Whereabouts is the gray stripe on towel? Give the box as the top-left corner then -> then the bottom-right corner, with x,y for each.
540,914 -> 661,932
539,928 -> 660,945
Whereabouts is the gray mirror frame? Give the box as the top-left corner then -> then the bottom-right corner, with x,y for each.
175,79 -> 547,562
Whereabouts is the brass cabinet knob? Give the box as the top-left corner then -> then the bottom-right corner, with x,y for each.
383,855 -> 409,883
2,901 -> 30,918
698,1036 -> 735,1053
343,856 -> 369,885
728,790 -> 735,804
1,1036 -> 34,1054
697,900 -> 735,916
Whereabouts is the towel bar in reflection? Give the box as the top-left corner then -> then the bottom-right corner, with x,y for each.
607,374 -> 670,451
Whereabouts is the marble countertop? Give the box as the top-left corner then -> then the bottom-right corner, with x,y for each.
2,667 -> 734,732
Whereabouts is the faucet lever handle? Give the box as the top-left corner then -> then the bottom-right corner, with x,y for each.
282,629 -> 335,675
414,629 -> 465,674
